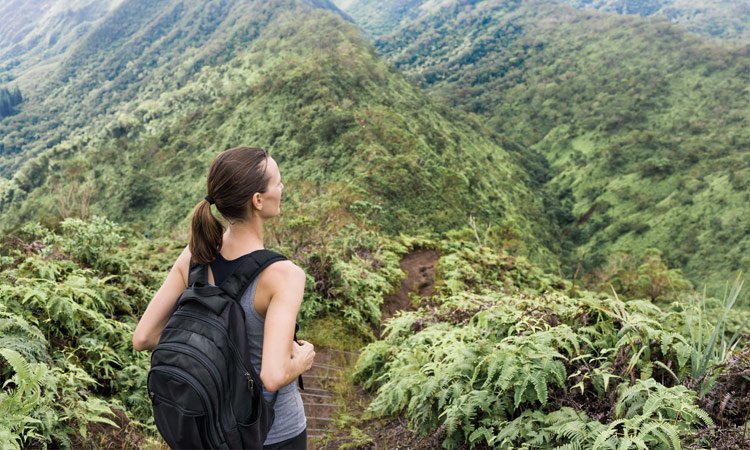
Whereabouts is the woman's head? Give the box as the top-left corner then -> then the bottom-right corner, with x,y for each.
190,146 -> 282,264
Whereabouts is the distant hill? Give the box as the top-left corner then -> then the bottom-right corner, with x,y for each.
0,0 -> 296,173
334,0 -> 750,42
562,0 -> 750,42
0,0 -> 122,87
0,0 -> 561,264
337,0 -> 750,289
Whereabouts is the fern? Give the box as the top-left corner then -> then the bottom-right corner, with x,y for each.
0,349 -> 51,448
0,313 -> 48,367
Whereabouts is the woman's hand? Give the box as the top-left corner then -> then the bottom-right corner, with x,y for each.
292,339 -> 315,373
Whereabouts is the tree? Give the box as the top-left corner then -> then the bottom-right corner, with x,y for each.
0,85 -> 23,118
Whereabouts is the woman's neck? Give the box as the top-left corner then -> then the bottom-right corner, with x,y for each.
222,216 -> 264,258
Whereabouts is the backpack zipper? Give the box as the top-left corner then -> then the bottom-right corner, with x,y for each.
154,342 -> 225,409
150,392 -> 203,415
173,309 -> 262,391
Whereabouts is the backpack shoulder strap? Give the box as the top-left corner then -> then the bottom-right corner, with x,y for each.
221,249 -> 288,300
188,259 -> 209,287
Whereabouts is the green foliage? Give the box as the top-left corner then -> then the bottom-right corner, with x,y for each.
0,349 -> 118,450
683,274 -> 745,395
591,249 -> 693,302
56,217 -> 127,272
0,311 -> 48,366
0,219 -> 175,447
437,240 -> 567,296
344,0 -> 750,293
0,0 -> 560,270
355,238 -> 724,449
561,0 -> 750,42
295,226 -> 404,340
339,0 -> 750,43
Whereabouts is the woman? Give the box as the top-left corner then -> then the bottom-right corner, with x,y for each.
132,146 -> 315,449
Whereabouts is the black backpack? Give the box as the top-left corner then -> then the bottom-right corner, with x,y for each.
148,250 -> 287,449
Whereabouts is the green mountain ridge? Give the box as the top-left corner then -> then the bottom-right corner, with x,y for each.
337,0 -> 750,291
0,0 -> 560,264
0,0 -> 345,174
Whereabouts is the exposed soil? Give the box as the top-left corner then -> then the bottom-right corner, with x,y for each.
690,346 -> 750,449
379,249 -> 439,327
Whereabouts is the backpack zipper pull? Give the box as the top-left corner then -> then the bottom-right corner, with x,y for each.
245,371 -> 254,391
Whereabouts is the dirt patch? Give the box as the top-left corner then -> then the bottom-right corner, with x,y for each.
688,346 -> 750,449
380,250 -> 439,325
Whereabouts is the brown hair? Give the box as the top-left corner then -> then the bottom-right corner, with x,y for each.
189,146 -> 270,264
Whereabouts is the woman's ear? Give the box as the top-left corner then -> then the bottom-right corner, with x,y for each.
252,192 -> 263,211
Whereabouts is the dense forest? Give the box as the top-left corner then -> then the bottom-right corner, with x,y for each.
563,0 -> 750,41
339,0 -> 750,42
338,0 -> 750,294
1,0 -> 749,448
0,0 -> 560,265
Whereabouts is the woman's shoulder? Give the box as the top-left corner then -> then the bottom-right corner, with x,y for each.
173,245 -> 193,287
262,258 -> 305,282
256,258 -> 305,306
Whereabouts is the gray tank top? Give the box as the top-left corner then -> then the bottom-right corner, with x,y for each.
240,276 -> 307,445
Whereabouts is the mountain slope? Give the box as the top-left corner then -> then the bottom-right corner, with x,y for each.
337,0 -> 750,289
0,0 -> 123,86
0,0 -> 338,174
0,0 -> 560,264
563,0 -> 750,42
334,0 -> 750,42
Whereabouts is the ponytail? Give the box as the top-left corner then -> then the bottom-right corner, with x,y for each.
189,146 -> 270,264
189,199 -> 223,265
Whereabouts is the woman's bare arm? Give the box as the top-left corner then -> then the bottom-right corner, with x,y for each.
132,246 -> 190,351
259,261 -> 315,392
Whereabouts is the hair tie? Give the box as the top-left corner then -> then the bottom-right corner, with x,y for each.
204,195 -> 215,205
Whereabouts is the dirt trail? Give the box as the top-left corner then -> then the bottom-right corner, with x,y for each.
305,249 -> 439,447
380,249 -> 439,324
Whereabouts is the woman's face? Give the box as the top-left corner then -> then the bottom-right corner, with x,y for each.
256,156 -> 283,218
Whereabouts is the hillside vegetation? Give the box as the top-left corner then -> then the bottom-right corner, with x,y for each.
352,237 -> 750,449
3,216 -> 748,449
335,0 -> 750,42
0,0 -> 561,264
563,0 -> 750,41
1,0 -> 288,172
0,0 -> 342,172
337,0 -> 750,291
0,0 -> 122,87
